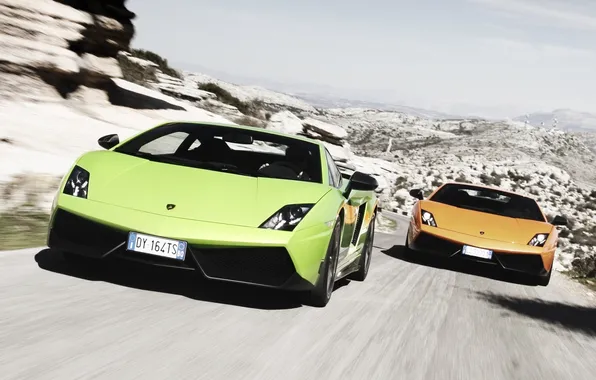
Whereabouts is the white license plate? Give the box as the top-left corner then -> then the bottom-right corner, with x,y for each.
462,245 -> 493,259
126,232 -> 187,260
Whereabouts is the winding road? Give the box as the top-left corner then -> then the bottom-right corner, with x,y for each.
1,213 -> 596,380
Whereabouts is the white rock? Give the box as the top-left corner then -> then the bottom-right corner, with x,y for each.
302,117 -> 348,140
266,111 -> 304,135
0,34 -> 80,74
323,141 -> 352,162
0,0 -> 93,25
80,54 -> 122,78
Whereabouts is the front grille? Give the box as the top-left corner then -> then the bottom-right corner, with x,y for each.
414,231 -> 463,256
189,246 -> 296,287
494,253 -> 546,275
110,249 -> 197,270
50,208 -> 127,253
51,209 -> 298,286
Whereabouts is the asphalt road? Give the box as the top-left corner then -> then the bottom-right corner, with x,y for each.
1,213 -> 596,380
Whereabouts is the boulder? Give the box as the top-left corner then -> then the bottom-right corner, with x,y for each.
0,0 -> 135,101
266,111 -> 304,135
302,117 -> 348,144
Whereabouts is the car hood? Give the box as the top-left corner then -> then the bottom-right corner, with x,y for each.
77,151 -> 330,227
420,200 -> 552,244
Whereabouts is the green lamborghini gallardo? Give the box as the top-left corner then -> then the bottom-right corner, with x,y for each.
48,121 -> 379,306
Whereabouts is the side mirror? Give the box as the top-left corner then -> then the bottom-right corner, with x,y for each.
343,171 -> 378,198
409,189 -> 424,200
551,215 -> 568,226
98,134 -> 120,150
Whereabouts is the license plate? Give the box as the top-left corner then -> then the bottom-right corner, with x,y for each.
126,232 -> 187,261
462,245 -> 492,259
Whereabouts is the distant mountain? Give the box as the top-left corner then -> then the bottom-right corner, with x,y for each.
514,109 -> 596,132
291,93 -> 467,120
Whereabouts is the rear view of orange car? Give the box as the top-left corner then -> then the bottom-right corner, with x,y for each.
404,182 -> 567,286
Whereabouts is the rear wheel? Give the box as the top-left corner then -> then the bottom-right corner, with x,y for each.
304,219 -> 341,307
350,213 -> 376,281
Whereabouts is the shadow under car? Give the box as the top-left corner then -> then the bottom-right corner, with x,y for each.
382,244 -> 539,286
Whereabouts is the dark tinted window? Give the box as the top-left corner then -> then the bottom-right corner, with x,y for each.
324,148 -> 342,188
430,183 -> 545,222
115,122 -> 323,183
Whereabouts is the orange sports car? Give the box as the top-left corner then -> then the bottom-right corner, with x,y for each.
404,182 -> 567,286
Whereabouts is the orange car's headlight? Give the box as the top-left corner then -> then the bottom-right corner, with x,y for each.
528,233 -> 549,247
421,209 -> 437,227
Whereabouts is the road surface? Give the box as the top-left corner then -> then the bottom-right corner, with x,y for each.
1,213 -> 596,380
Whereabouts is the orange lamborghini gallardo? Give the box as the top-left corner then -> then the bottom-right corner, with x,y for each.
405,182 -> 568,286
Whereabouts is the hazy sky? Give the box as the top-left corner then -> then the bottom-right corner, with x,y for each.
128,0 -> 596,118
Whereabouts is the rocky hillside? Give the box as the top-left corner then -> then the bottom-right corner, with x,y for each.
0,0 -> 135,102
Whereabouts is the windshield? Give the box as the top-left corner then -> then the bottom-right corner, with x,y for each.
114,122 -> 323,183
430,183 -> 546,222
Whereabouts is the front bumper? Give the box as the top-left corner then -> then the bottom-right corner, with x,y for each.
409,228 -> 552,276
48,199 -> 333,290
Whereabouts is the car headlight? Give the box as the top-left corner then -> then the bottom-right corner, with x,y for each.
528,233 -> 549,247
421,209 -> 437,227
63,165 -> 89,199
260,204 -> 314,231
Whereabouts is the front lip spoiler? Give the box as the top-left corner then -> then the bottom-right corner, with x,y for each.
47,208 -> 314,291
408,231 -> 549,276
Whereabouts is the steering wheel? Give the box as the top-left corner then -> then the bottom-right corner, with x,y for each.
273,161 -> 303,176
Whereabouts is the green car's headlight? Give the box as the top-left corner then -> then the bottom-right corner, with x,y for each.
63,165 -> 89,199
528,233 -> 549,247
260,204 -> 314,231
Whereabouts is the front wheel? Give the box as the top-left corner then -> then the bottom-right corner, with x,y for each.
304,219 -> 341,307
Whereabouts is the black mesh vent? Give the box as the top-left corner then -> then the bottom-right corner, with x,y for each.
351,204 -> 367,245
51,208 -> 127,252
414,231 -> 463,256
189,246 -> 296,287
494,253 -> 546,275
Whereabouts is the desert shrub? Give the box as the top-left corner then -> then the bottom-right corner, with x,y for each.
569,225 -> 596,245
233,116 -> 265,128
508,170 -> 532,183
118,54 -> 157,85
480,173 -> 502,187
571,254 -> 596,278
130,49 -> 181,78
199,83 -> 261,117
394,176 -> 408,188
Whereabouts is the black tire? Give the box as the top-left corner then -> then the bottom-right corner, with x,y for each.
350,213 -> 376,282
305,219 -> 342,307
403,227 -> 413,258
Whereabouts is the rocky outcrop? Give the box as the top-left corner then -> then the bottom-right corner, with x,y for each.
0,0 -> 135,100
301,117 -> 348,145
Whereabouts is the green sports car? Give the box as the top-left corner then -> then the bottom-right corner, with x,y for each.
47,121 -> 379,306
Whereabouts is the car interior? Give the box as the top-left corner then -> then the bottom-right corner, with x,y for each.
432,185 -> 546,222
118,125 -> 323,183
